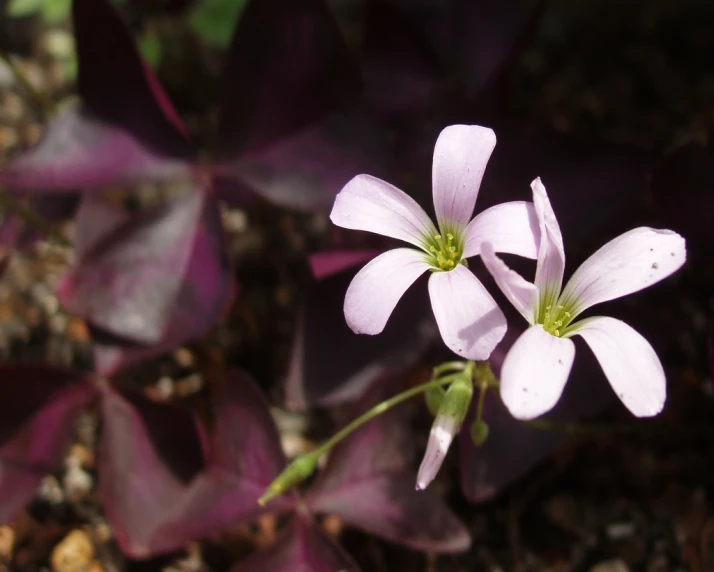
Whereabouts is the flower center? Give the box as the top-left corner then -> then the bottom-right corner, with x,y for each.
540,304 -> 574,337
426,233 -> 464,271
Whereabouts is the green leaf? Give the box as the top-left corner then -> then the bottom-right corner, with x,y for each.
188,0 -> 250,48
7,0 -> 47,18
137,29 -> 162,69
41,0 -> 71,23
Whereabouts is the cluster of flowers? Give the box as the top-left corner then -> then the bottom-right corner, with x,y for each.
330,125 -> 687,490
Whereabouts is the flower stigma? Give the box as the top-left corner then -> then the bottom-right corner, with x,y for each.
426,232 -> 465,271
540,304 -> 574,337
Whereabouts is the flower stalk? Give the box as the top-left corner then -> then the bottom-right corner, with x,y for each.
258,369 -> 467,506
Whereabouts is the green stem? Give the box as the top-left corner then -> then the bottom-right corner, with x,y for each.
475,380 -> 488,424
312,371 -> 465,458
432,360 -> 468,376
259,370 -> 470,505
0,189 -> 71,247
0,49 -> 55,117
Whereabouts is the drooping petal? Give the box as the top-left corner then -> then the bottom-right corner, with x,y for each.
559,227 -> 686,318
416,417 -> 458,491
344,248 -> 429,335
531,178 -> 566,313
500,325 -> 575,420
480,242 -> 538,324
462,201 -> 539,259
331,174 -> 437,249
416,374 -> 473,491
304,375 -> 470,553
432,125 -> 496,232
428,265 -> 506,360
569,316 -> 666,417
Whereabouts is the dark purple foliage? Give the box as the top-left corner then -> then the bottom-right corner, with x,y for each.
230,514 -> 359,572
379,0 -> 542,97
459,320 -> 617,503
305,374 -> 470,553
58,189 -> 233,375
213,0 -> 360,158
285,258 -> 435,409
0,365 -> 97,523
100,369 -> 294,557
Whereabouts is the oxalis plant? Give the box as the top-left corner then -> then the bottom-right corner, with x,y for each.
260,124 -> 686,506
0,0 -> 690,569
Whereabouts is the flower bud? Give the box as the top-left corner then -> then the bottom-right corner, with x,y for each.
416,375 -> 473,491
258,452 -> 318,506
470,419 -> 489,446
424,385 -> 446,416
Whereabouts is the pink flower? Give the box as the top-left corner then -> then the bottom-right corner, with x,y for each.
330,125 -> 539,360
481,178 -> 687,420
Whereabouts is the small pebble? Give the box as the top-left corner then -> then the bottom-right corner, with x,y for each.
0,526 -> 14,560
63,457 -> 93,502
590,559 -> 630,572
606,521 -> 636,541
50,530 -> 94,572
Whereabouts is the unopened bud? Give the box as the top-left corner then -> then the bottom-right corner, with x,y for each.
258,452 -> 318,506
416,375 -> 473,491
470,419 -> 489,446
424,385 -> 445,416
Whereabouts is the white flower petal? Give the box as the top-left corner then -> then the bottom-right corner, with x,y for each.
344,248 -> 430,335
416,415 -> 459,491
480,242 -> 538,324
428,265 -> 506,360
463,201 -> 540,259
569,316 -> 666,417
560,227 -> 686,318
531,178 -> 566,310
432,125 -> 496,231
500,324 -> 575,420
331,174 -> 438,249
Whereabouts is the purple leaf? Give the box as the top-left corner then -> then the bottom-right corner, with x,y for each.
309,250 -> 383,281
0,364 -> 97,523
73,193 -> 131,259
73,0 -> 191,147
379,0 -> 541,97
0,0 -> 195,192
460,326 -> 614,504
58,190 -> 233,375
231,514 -> 359,572
361,0 -> 445,115
284,266 -> 434,409
305,376 -> 470,553
215,109 -> 389,212
100,369 -> 294,558
470,117 -> 654,240
214,0 -> 361,158
0,106 -> 194,192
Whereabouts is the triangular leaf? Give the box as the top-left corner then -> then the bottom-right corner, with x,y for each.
0,105 -> 193,191
305,376 -> 470,553
0,364 -> 97,523
215,109 -> 389,212
379,0 -> 541,97
58,190 -> 233,375
284,265 -> 435,410
214,0 -> 361,158
74,0 -> 191,145
99,370 -> 294,558
231,514 -> 360,572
